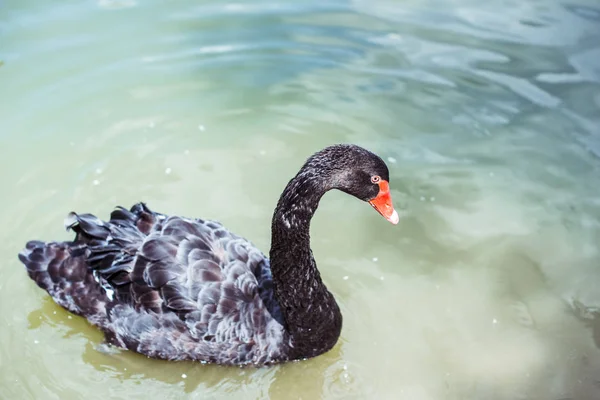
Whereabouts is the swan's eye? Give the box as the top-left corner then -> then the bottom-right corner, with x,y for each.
371,175 -> 381,184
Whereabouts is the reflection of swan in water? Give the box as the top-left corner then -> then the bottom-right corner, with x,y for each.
28,296 -> 355,397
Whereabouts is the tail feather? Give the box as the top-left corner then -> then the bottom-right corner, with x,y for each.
18,240 -> 110,327
18,203 -> 160,328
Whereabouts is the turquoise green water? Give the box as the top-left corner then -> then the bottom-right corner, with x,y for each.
1,0 -> 600,398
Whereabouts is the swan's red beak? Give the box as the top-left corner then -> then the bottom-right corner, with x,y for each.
368,180 -> 399,225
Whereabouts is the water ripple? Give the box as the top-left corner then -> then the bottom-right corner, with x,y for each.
1,0 -> 600,399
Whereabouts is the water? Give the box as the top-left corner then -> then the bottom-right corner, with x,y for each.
1,0 -> 600,398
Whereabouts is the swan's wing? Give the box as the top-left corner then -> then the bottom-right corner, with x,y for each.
134,215 -> 279,344
69,203 -> 283,345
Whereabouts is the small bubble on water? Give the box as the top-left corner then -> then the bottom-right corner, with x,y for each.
181,373 -> 187,379
430,196 -> 435,202
387,156 -> 397,163
379,276 -> 385,281
124,368 -> 127,371
165,168 -> 172,175
343,364 -> 348,370
39,316 -> 42,320
95,168 -> 102,174
489,172 -> 495,177
92,179 -> 100,186
372,257 -> 378,262
184,149 -> 190,155
259,150 -> 267,156
492,318 -> 498,324
34,340 -> 39,344
68,315 -> 72,319
149,121 -> 155,128
198,124 -> 205,131
342,276 -> 349,280
53,311 -> 56,315
420,196 -> 426,201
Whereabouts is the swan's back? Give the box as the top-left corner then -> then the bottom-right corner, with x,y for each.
19,203 -> 289,365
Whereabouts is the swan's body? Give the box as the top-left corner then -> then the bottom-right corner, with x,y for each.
18,144 -> 397,366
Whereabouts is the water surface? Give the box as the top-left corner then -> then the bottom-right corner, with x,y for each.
1,0 -> 600,399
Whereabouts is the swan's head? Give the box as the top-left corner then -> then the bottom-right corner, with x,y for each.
307,144 -> 399,225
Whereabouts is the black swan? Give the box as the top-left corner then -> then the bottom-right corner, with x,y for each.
18,144 -> 398,366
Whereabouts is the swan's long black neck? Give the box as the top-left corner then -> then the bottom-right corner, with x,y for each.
269,169 -> 342,360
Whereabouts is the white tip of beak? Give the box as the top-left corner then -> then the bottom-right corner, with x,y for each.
388,209 -> 399,225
